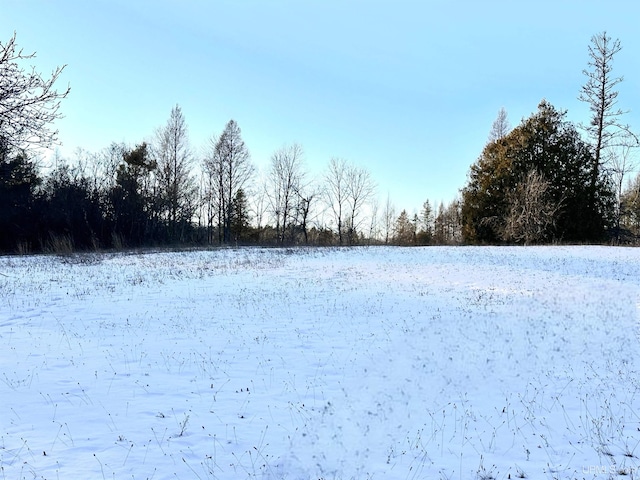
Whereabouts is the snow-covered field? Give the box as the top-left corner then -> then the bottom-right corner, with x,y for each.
1,246 -> 640,480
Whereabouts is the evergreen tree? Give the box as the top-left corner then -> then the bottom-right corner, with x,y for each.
579,32 -> 628,210
416,200 -> 433,244
41,163 -> 105,251
110,143 -> 157,246
393,209 -> 414,245
230,188 -> 251,242
0,151 -> 41,251
462,100 -> 614,243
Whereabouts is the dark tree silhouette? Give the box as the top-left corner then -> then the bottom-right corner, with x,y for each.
0,32 -> 70,156
462,101 -> 614,243
0,151 -> 41,251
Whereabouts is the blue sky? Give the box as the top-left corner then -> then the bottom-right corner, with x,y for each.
4,0 -> 640,213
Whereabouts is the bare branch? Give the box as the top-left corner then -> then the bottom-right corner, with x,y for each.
0,32 -> 70,155
502,170 -> 563,245
267,143 -> 306,244
487,107 -> 510,143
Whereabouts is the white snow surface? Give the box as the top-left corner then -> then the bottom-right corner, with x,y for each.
1,246 -> 640,479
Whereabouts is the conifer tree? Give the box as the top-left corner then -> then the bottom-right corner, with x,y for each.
462,101 -> 614,243
579,32 -> 630,212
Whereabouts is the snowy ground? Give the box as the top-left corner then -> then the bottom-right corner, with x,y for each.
1,246 -> 640,480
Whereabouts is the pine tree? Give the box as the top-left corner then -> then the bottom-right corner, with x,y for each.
579,32 -> 629,215
393,210 -> 414,245
416,200 -> 433,244
230,188 -> 251,242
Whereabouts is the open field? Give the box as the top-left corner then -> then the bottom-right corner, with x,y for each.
1,246 -> 640,479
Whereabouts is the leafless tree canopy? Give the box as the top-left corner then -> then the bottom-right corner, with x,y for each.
153,104 -> 196,240
381,194 -> 396,244
323,157 -> 349,244
268,143 -> 306,243
434,200 -> 462,245
621,173 -> 640,238
605,131 -> 639,240
323,158 -> 376,245
502,169 -> 563,245
345,163 -> 376,244
579,32 -> 628,191
487,107 -> 510,143
203,120 -> 254,243
0,32 -> 70,156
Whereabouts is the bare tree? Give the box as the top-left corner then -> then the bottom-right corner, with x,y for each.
488,107 -> 510,143
295,185 -> 318,245
0,32 -> 70,157
97,142 -> 127,193
322,158 -> 376,245
202,133 -> 222,243
323,157 -> 349,245
621,173 -> 640,238
253,173 -> 269,242
433,202 -> 446,244
153,104 -> 196,241
502,169 -> 563,245
579,32 -> 629,202
446,199 -> 463,243
267,143 -> 305,244
208,120 -> 254,244
345,164 -> 376,245
433,200 -> 462,244
381,194 -> 395,245
367,197 -> 380,243
605,131 -> 639,241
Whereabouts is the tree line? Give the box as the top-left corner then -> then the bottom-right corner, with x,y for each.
0,98 -> 453,252
1,31 -> 639,253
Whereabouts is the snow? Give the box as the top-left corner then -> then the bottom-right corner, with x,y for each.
1,246 -> 640,479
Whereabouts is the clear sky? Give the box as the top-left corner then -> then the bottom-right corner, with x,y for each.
4,0 -> 640,213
